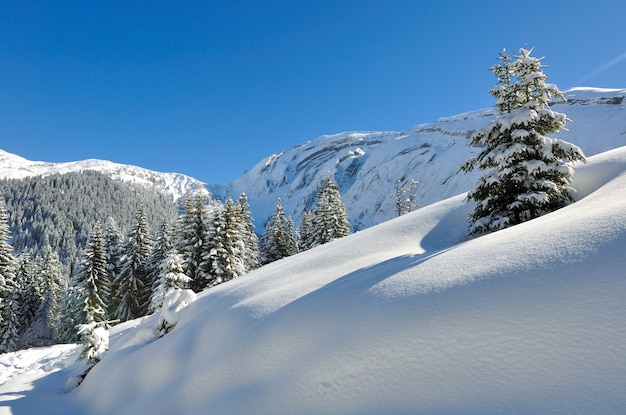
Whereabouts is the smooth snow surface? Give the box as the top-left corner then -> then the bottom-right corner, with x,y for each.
3,146 -> 625,414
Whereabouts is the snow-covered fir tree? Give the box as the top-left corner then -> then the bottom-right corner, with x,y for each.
201,198 -> 246,288
297,210 -> 314,252
461,47 -> 586,235
177,194 -> 211,293
149,248 -> 190,312
145,219 -> 174,301
260,198 -> 297,264
55,277 -> 82,343
115,206 -> 153,322
0,281 -> 21,353
395,178 -> 419,216
0,201 -> 20,353
76,225 -> 109,325
235,193 -> 261,272
307,174 -> 351,248
103,217 -> 124,318
15,253 -> 40,340
20,248 -> 66,347
77,320 -> 109,367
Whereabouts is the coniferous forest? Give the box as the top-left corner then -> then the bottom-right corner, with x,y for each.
0,171 -> 351,353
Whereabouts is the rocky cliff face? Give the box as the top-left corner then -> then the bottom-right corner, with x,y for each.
210,87 -> 626,231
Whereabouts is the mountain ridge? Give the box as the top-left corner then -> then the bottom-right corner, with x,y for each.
0,150 -> 207,202
209,87 -> 626,230
2,87 -> 625,231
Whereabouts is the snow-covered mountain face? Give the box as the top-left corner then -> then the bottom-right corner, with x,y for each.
0,151 -> 206,202
1,87 -> 624,231
211,87 -> 626,231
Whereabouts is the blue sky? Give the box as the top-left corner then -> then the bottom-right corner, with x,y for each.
1,1 -> 625,184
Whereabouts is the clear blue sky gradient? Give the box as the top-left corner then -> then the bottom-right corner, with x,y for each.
1,1 -> 625,184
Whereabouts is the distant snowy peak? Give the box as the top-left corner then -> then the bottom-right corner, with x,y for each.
0,150 -> 206,202
564,87 -> 626,104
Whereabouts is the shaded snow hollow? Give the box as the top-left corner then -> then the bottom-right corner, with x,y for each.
3,146 -> 625,414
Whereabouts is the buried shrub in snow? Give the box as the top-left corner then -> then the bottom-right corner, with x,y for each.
65,321 -> 110,392
78,322 -> 109,366
156,289 -> 196,337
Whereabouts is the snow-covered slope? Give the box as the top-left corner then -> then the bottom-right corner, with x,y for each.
3,145 -> 625,414
212,87 -> 626,230
0,150 -> 206,202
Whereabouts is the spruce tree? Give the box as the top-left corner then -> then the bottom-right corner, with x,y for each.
461,47 -> 586,235
395,179 -> 419,216
55,278 -> 82,343
16,253 -> 40,339
202,198 -> 246,288
235,193 -> 261,272
39,248 -> 66,343
177,194 -> 210,293
115,206 -> 152,322
0,202 -> 20,353
76,225 -> 109,324
21,248 -> 66,347
145,219 -> 174,304
297,211 -> 314,252
103,217 -> 124,318
260,198 -> 297,264
149,248 -> 191,312
308,174 -> 351,247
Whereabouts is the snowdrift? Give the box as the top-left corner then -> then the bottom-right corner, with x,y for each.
65,146 -> 626,414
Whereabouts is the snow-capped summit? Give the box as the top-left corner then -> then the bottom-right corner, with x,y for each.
0,150 -> 207,202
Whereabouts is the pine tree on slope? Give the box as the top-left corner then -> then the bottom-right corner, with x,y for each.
76,225 -> 109,325
201,198 -> 246,288
236,193 -> 261,272
461,47 -> 586,235
21,248 -> 67,347
149,248 -> 191,312
16,253 -> 40,339
115,206 -> 153,322
0,202 -> 20,353
145,219 -> 174,304
297,210 -> 314,252
103,217 -> 124,318
308,174 -> 351,248
260,198 -> 297,264
55,277 -> 82,343
177,194 -> 211,293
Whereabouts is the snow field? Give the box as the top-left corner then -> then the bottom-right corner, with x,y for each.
66,147 -> 626,414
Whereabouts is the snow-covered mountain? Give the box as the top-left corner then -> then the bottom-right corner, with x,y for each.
2,144 -> 626,414
211,87 -> 626,230
2,87 -> 624,232
0,150 -> 206,202
2,87 -> 626,414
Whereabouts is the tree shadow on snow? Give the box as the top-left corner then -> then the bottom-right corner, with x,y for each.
0,366 -> 84,415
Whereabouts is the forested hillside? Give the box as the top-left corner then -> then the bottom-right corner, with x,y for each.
0,170 -> 178,273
